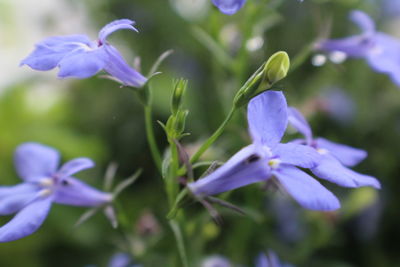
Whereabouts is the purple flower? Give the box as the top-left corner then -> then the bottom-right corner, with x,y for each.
211,0 -> 246,15
188,91 -> 340,211
201,255 -> 232,267
316,10 -> 400,86
0,142 -> 112,242
21,19 -> 147,88
256,251 -> 294,267
288,107 -> 381,189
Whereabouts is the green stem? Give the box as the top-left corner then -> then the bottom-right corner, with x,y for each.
290,42 -> 314,73
144,104 -> 162,173
169,219 -> 189,267
166,138 -> 180,205
190,106 -> 236,164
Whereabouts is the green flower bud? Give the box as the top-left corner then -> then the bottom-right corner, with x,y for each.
263,51 -> 290,85
171,79 -> 188,115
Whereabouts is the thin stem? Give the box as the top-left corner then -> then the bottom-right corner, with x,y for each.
144,104 -> 162,173
290,42 -> 314,73
169,219 -> 189,267
190,106 -> 236,164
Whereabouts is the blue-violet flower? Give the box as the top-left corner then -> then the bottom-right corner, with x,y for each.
188,90 -> 340,211
212,0 -> 246,15
0,142 -> 112,242
316,10 -> 400,86
21,19 -> 147,88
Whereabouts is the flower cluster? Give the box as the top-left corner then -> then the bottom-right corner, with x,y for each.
0,143 -> 111,242
188,90 -> 380,211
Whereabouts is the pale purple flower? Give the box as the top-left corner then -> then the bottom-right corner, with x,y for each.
256,251 -> 294,267
316,10 -> 400,86
21,19 -> 147,88
212,0 -> 246,15
0,142 -> 112,242
188,91 -> 340,211
288,107 -> 381,189
201,255 -> 232,267
108,252 -> 142,267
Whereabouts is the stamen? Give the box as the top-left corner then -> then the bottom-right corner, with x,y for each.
317,148 -> 329,155
39,189 -> 53,197
39,178 -> 54,187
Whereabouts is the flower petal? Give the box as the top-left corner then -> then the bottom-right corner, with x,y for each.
14,142 -> 60,181
20,35 -> 93,71
98,19 -> 138,43
58,48 -> 107,79
188,145 -> 270,196
57,158 -> 95,178
316,137 -> 367,166
255,253 -> 269,267
0,197 -> 52,242
247,91 -> 288,148
316,35 -> 375,58
103,45 -> 147,88
53,177 -> 112,207
0,184 -> 39,215
287,107 -> 313,144
350,10 -> 375,34
311,155 -> 381,189
272,143 -> 321,169
274,165 -> 340,211
211,0 -> 246,15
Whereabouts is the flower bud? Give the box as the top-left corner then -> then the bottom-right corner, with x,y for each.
171,79 -> 188,115
263,51 -> 290,85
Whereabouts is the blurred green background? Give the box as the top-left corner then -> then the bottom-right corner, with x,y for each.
0,0 -> 399,266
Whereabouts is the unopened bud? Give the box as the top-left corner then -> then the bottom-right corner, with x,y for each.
171,79 -> 188,114
263,51 -> 290,85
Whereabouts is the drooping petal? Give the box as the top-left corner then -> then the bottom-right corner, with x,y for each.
57,158 -> 95,178
211,0 -> 246,15
350,10 -> 375,34
247,91 -> 288,148
311,155 -> 381,189
287,107 -> 313,144
20,35 -> 93,71
365,33 -> 400,87
0,184 -> 39,215
57,48 -> 107,79
188,145 -> 270,196
0,197 -> 52,242
53,177 -> 112,207
14,142 -> 60,181
274,165 -> 340,211
98,19 -> 138,43
272,143 -> 321,169
103,45 -> 147,88
255,253 -> 269,267
316,137 -> 367,166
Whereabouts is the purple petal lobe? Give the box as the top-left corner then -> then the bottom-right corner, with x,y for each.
188,145 -> 270,196
248,91 -> 288,148
350,10 -> 375,33
0,184 -> 39,215
53,177 -> 112,207
316,137 -> 367,166
14,142 -> 60,181
311,155 -> 381,189
103,45 -> 147,87
255,253 -> 269,267
272,143 -> 321,168
57,158 -> 95,178
317,35 -> 375,58
108,253 -> 132,267
0,197 -> 52,242
212,0 -> 246,15
288,107 -> 313,144
20,35 -> 93,71
58,48 -> 107,79
274,165 -> 340,211
98,19 -> 138,43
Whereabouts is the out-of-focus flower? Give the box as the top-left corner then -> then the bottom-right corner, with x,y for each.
256,251 -> 294,267
201,255 -> 232,267
108,252 -> 142,267
211,0 -> 246,15
316,10 -> 400,87
21,19 -> 147,88
189,91 -> 340,211
0,143 -> 112,242
288,107 -> 381,189
317,88 -> 355,124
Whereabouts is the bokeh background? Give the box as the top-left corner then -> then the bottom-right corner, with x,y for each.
0,0 -> 399,266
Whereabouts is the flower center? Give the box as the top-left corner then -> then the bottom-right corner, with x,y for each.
39,178 -> 54,187
317,148 -> 329,155
268,158 -> 281,169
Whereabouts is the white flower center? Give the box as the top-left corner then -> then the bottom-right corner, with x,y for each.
268,158 -> 281,169
317,148 -> 329,155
